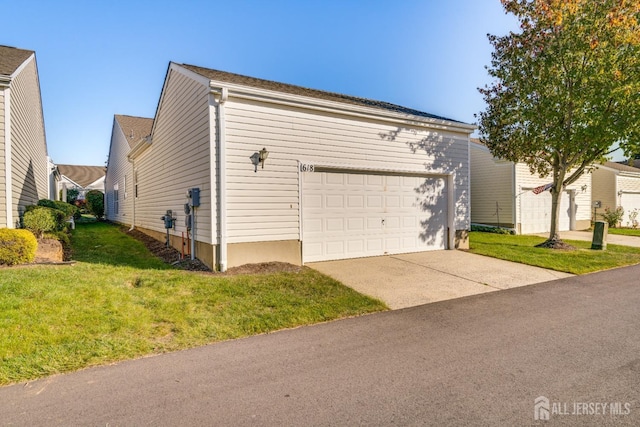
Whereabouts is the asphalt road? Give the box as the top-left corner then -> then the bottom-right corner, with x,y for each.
2,264 -> 640,426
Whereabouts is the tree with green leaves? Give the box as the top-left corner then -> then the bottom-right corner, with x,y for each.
478,0 -> 640,246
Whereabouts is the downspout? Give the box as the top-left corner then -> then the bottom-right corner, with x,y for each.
213,87 -> 228,272
127,159 -> 135,231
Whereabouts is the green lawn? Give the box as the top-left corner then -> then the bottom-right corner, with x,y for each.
608,228 -> 640,237
0,222 -> 386,385
468,231 -> 640,274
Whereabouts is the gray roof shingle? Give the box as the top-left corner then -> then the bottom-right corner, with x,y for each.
180,64 -> 462,123
114,115 -> 153,148
57,165 -> 106,188
0,45 -> 34,76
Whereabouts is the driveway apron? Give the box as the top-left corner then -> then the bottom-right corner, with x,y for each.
308,251 -> 572,309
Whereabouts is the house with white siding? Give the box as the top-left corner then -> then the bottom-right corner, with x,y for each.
0,45 -> 50,228
124,63 -> 475,271
592,161 -> 640,226
57,164 -> 106,201
470,140 -> 592,234
105,115 -> 153,224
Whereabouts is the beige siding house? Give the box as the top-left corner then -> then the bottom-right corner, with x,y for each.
56,165 -> 106,202
592,162 -> 640,226
105,115 -> 153,224
471,140 -> 591,234
126,63 -> 475,270
0,45 -> 50,228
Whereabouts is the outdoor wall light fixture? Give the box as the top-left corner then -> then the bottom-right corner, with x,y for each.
250,147 -> 269,172
581,184 -> 588,192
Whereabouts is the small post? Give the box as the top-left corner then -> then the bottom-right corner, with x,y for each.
591,220 -> 608,250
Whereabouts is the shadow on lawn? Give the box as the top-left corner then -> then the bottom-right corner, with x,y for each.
71,221 -> 174,270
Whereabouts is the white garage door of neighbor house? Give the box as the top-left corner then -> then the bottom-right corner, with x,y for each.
520,190 -> 571,234
302,171 -> 448,263
620,193 -> 640,225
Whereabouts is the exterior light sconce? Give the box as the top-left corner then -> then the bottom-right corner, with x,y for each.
581,185 -> 588,192
618,190 -> 623,196
250,147 -> 269,172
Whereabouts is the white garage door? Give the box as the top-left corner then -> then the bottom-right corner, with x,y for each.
620,193 -> 640,225
302,171 -> 448,262
520,190 -> 571,234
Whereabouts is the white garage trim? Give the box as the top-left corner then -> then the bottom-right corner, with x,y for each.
299,162 -> 453,263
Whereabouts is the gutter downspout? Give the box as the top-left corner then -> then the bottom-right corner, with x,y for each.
213,87 -> 228,272
127,158 -> 135,231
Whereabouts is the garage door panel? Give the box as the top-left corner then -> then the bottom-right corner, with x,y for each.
621,193 -> 640,214
520,190 -> 571,234
303,171 -> 447,262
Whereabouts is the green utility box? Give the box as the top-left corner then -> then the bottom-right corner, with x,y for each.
591,221 -> 608,250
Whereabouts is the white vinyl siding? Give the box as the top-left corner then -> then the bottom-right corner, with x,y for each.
223,97 -> 470,244
134,69 -> 214,243
7,57 -> 48,227
0,88 -> 6,225
105,119 -> 133,224
470,143 -> 515,227
591,167 -> 617,217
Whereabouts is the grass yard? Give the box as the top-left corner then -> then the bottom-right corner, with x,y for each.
469,231 -> 640,274
608,228 -> 640,237
0,222 -> 387,386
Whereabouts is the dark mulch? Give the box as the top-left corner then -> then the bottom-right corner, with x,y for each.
122,227 -> 302,275
534,237 -> 576,250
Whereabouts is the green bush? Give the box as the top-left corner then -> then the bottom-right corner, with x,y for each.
37,199 -> 78,220
601,206 -> 624,228
23,207 -> 65,237
471,224 -> 516,234
86,190 -> 105,219
0,228 -> 37,265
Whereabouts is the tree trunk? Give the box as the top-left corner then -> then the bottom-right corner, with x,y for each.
548,166 -> 566,242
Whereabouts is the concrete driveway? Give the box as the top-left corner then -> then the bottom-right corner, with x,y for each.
308,251 -> 572,309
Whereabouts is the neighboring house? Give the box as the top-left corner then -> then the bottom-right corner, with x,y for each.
119,63 -> 475,271
470,140 -> 591,234
0,45 -> 50,228
105,114 -> 153,224
592,161 -> 640,227
56,164 -> 106,200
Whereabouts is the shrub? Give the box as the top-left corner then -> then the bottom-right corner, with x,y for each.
37,199 -> 78,220
23,207 -> 65,237
66,188 -> 79,205
628,209 -> 639,229
0,228 -> 37,265
471,224 -> 516,235
86,190 -> 105,219
601,206 -> 624,228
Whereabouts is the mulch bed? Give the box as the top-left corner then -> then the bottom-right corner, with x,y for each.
122,226 -> 302,275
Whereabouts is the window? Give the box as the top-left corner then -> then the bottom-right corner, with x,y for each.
114,184 -> 119,215
124,175 -> 127,199
134,171 -> 138,198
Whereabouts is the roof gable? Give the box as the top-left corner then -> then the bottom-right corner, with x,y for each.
601,161 -> 640,174
57,165 -> 106,188
114,115 -> 153,148
180,64 -> 463,123
0,45 -> 34,76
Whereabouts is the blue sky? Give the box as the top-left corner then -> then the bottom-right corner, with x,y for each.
3,0 -> 524,166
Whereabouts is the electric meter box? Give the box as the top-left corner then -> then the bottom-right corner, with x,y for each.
189,188 -> 200,207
